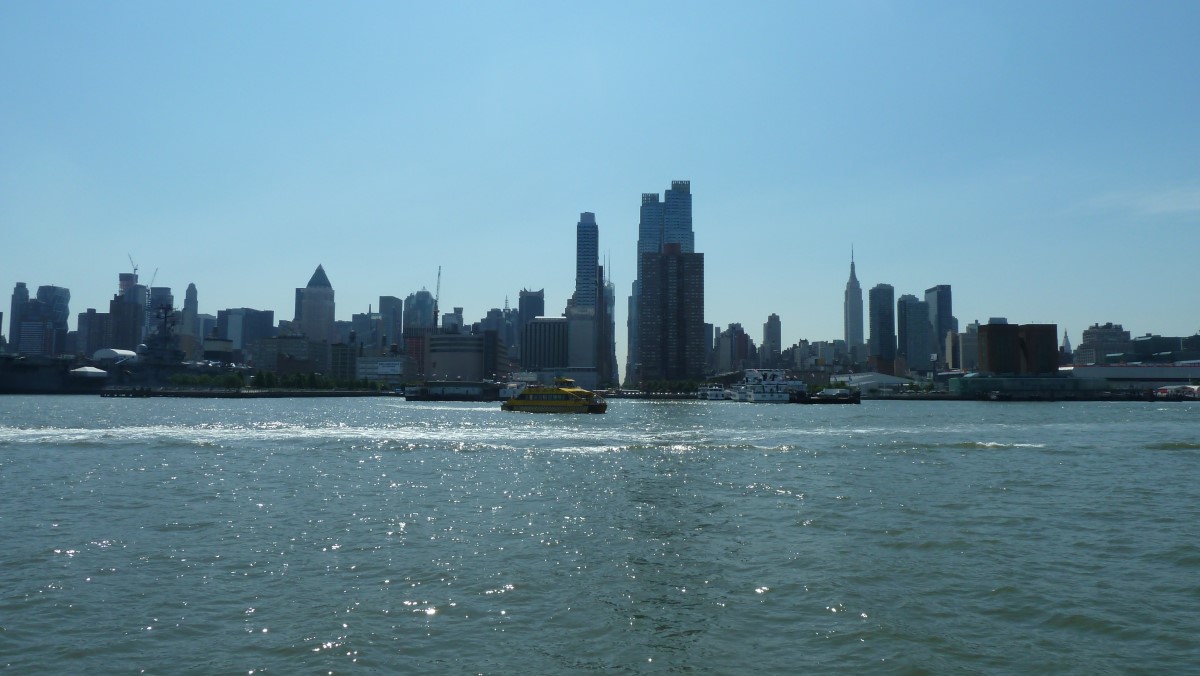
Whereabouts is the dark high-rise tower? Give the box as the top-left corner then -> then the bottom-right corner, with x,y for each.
379,295 -> 403,347
897,293 -> 934,374
868,283 -> 896,375
627,180 -> 694,383
763,313 -> 782,368
401,288 -> 436,376
10,285 -> 70,356
637,243 -> 705,383
8,282 -> 29,353
148,287 -> 174,335
108,273 -> 147,351
663,181 -> 694,254
517,289 -> 544,339
403,289 -> 436,333
925,284 -> 954,366
118,272 -> 138,296
844,250 -> 864,363
574,212 -> 599,309
77,307 -> 110,358
36,285 -> 71,336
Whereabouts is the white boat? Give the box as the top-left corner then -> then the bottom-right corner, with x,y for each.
735,369 -> 805,403
746,381 -> 791,403
696,385 -> 726,400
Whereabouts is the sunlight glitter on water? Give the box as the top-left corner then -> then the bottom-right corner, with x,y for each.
1,398 -> 1198,673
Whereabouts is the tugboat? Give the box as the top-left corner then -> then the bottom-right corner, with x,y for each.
501,377 -> 607,413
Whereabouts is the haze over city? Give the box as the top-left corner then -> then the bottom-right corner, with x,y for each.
3,1 -> 1198,371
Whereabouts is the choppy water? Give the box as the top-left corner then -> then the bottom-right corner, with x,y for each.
1,396 -> 1197,673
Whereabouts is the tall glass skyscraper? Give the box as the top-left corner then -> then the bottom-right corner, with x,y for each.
924,284 -> 954,366
8,282 -> 29,353
36,285 -> 71,333
897,293 -> 934,374
574,212 -> 598,308
868,283 -> 896,375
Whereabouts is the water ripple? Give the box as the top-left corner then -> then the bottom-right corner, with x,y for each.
1,397 -> 1198,672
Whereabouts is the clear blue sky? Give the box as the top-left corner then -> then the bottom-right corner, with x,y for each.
3,1 -> 1198,368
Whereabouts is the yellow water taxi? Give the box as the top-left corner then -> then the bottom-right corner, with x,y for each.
501,378 -> 607,413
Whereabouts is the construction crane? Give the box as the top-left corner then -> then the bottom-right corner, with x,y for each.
148,267 -> 158,288
433,266 -> 442,327
127,254 -> 138,277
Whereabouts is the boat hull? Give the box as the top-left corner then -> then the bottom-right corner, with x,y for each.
501,402 -> 607,414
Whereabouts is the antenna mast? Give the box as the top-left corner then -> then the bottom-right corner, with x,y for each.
433,266 -> 442,328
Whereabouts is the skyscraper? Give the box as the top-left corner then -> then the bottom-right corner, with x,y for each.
109,284 -> 145,351
8,282 -> 28,353
763,313 -> 782,368
181,283 -> 199,337
601,269 -> 619,386
77,308 -> 110,358
217,308 -> 275,352
716,323 -> 752,373
9,285 -> 71,356
636,194 -> 665,283
924,284 -> 954,366
897,294 -> 934,374
401,289 -> 436,376
627,180 -> 694,383
663,181 -> 695,254
517,288 -> 544,344
521,317 -> 568,371
118,272 -> 138,296
377,296 -> 402,346
36,285 -> 71,341
868,283 -> 896,375
574,212 -> 598,309
638,243 -> 705,383
148,287 -> 174,337
843,251 -> 864,362
296,265 -> 336,343
403,289 -> 436,334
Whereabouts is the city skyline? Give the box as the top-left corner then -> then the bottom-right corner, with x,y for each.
2,182 -> 1196,367
3,2 -> 1198,371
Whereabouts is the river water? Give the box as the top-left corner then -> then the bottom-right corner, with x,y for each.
1,396 -> 1197,673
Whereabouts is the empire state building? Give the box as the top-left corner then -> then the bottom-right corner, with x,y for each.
844,250 -> 864,364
